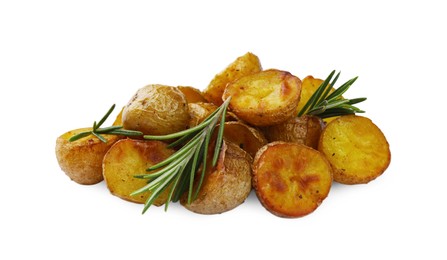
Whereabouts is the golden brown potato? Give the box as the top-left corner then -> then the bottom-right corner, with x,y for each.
112,107 -> 124,126
122,84 -> 190,135
187,102 -> 219,128
102,139 -> 175,205
252,142 -> 333,218
178,86 -> 207,103
223,69 -> 302,127
222,121 -> 268,158
295,76 -> 324,115
203,52 -> 262,106
262,115 -> 324,149
55,128 -> 122,185
318,115 -> 391,184
181,141 -> 252,214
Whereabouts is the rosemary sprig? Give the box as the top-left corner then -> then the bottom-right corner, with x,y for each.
69,104 -> 143,142
297,70 -> 367,118
131,97 -> 231,214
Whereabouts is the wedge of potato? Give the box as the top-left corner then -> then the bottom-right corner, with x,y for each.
222,121 -> 267,158
203,52 -> 262,106
252,142 -> 332,218
318,115 -> 391,184
223,69 -> 302,127
181,141 -> 252,214
178,86 -> 207,103
55,128 -> 122,185
102,139 -> 175,205
262,115 -> 324,149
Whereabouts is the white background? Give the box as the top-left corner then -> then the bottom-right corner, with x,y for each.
1,0 -> 446,259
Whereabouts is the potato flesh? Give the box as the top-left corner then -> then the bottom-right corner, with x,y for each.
223,69 -> 302,127
55,128 -> 121,185
178,86 -> 207,103
253,142 -> 332,218
318,115 -> 391,184
222,121 -> 267,158
102,139 -> 175,205
203,52 -> 262,106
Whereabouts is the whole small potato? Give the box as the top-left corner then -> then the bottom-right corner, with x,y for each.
55,128 -> 122,185
181,141 -> 252,214
122,84 -> 190,135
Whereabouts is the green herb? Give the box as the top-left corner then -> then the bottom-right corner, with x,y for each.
131,97 -> 231,214
68,104 -> 143,142
297,70 -> 367,118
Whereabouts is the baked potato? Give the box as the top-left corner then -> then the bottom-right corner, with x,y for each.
187,102 -> 219,128
222,121 -> 267,158
203,52 -> 262,106
122,84 -> 190,135
318,115 -> 391,184
252,142 -> 333,218
55,128 -> 122,185
102,139 -> 175,205
222,69 -> 302,127
178,86 -> 207,103
262,115 -> 324,149
181,141 -> 252,214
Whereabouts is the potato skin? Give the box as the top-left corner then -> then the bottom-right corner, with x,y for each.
102,139 -> 175,205
203,52 -> 262,106
262,115 -> 324,149
318,115 -> 391,184
178,86 -> 207,103
55,128 -> 122,185
122,84 -> 190,135
252,142 -> 332,218
223,69 -> 302,127
181,141 -> 252,214
187,102 -> 219,128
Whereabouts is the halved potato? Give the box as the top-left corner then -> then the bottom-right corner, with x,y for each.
262,115 -> 324,149
222,121 -> 268,158
188,102 -> 219,128
318,115 -> 391,184
102,139 -> 175,205
203,52 -> 262,106
122,84 -> 190,135
55,128 -> 122,185
178,86 -> 207,103
252,142 -> 333,218
223,69 -> 302,127
181,141 -> 252,214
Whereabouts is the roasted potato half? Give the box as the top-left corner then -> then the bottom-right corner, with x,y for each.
223,69 -> 302,127
318,115 -> 391,184
203,52 -> 262,106
55,128 -> 122,185
181,141 -> 252,214
222,121 -> 267,158
102,139 -> 175,205
262,115 -> 324,149
178,86 -> 207,103
187,102 -> 219,128
122,84 -> 190,135
253,142 -> 333,218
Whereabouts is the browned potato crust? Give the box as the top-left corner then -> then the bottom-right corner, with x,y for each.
187,102 -> 219,128
222,121 -> 267,158
55,128 -> 122,185
295,76 -> 324,114
203,52 -> 262,106
222,69 -> 302,127
178,86 -> 207,103
181,141 -> 252,214
253,142 -> 332,218
122,84 -> 190,135
262,115 -> 324,149
318,115 -> 391,184
102,139 -> 175,205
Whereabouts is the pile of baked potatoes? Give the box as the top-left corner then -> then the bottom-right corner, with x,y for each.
55,52 -> 391,218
